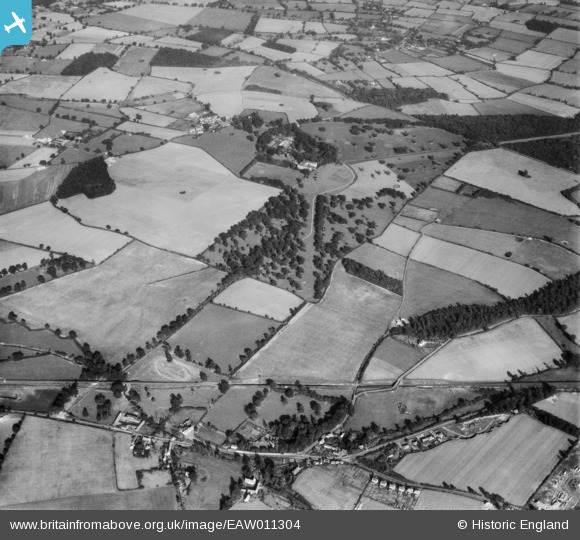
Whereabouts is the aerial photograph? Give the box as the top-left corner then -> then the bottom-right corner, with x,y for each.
0,0 -> 578,515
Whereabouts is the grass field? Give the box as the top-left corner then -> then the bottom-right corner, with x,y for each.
0,75 -> 81,99
362,337 -> 426,382
0,354 -> 81,380
508,92 -> 579,118
346,387 -> 482,431
0,240 -> 46,270
0,242 -> 223,363
152,66 -> 256,95
342,160 -> 414,199
557,311 -> 580,342
293,466 -> 369,510
345,243 -> 406,281
127,350 -> 205,383
0,202 -> 131,264
410,235 -> 551,298
394,415 -> 572,506
0,417 -> 116,507
0,321 -> 81,357
414,490 -> 485,510
236,267 -> 401,383
62,68 -> 138,102
408,318 -> 562,382
534,392 -> 580,427
114,432 -> 160,490
168,304 -> 277,372
241,91 -> 318,123
129,76 -> 192,100
214,278 -> 302,322
60,143 -> 278,257
399,260 -> 502,319
373,223 -> 420,257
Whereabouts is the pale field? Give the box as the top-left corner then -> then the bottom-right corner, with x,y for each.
467,47 -> 512,63
114,47 -> 157,77
408,318 -> 561,382
400,99 -> 478,116
196,91 -> 244,118
535,392 -> 580,427
0,74 -> 27,84
288,62 -> 325,77
8,147 -> 54,169
414,490 -> 485,510
127,350 -> 205,382
508,92 -> 580,118
236,267 -> 401,383
394,415 -> 572,506
361,60 -> 397,80
120,107 -> 176,128
0,417 -> 116,507
0,75 -> 80,99
120,4 -> 203,25
114,432 -> 160,490
445,149 -> 580,216
514,50 -> 566,70
522,84 -> 580,108
343,160 -> 414,199
422,223 -> 579,280
129,76 -> 192,100
400,205 -> 438,222
362,337 -> 425,382
392,76 -> 428,89
213,278 -> 302,322
393,216 -> 426,232
0,202 -> 131,264
495,63 -> 551,84
418,76 -> 479,103
151,66 -> 257,95
391,62 -> 453,78
116,121 -> 185,140
255,18 -> 304,33
60,143 -> 278,257
62,68 -> 138,102
56,43 -> 95,59
304,21 -> 327,34
293,466 -> 369,510
410,236 -> 550,298
242,91 -> 318,123
468,70 -> 530,94
236,36 -> 265,51
56,27 -> 129,44
549,28 -> 579,44
550,71 -> 580,89
373,223 -> 421,257
0,242 -> 223,362
450,75 -> 506,99
534,38 -> 577,58
345,243 -> 406,280
0,240 -> 46,269
557,311 -> 580,341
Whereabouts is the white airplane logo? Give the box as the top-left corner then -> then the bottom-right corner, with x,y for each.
4,12 -> 26,34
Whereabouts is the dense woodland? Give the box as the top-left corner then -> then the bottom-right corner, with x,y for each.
525,19 -> 577,34
61,52 -> 119,76
416,114 -> 580,144
342,258 -> 403,295
151,47 -> 229,68
505,136 -> 580,173
348,87 -> 446,109
56,156 -> 116,199
263,40 -> 297,54
395,272 -> 580,339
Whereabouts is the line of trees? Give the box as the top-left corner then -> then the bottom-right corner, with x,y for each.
342,258 -> 403,295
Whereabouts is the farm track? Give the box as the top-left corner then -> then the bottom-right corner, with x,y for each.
498,130 -> 580,145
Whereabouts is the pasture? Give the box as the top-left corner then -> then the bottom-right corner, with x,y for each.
0,385 -> 60,413
445,149 -> 580,216
0,202 -> 131,264
400,99 -> 478,116
345,243 -> 406,281
362,338 -> 425,382
414,490 -> 485,510
127,350 -> 205,383
394,415 -> 572,506
373,223 -> 420,257
235,267 -> 401,383
0,240 -> 45,270
0,355 -> 81,380
129,76 -> 192,100
0,242 -> 223,363
342,160 -> 414,199
61,68 -> 138,102
407,318 -> 562,382
213,278 -> 302,322
557,311 -> 580,342
113,432 -> 160,490
293,466 -> 369,510
0,75 -> 80,99
241,91 -> 318,123
151,66 -> 256,95
0,321 -> 81,357
59,143 -> 278,257
255,18 -> 304,34
534,393 -> 580,427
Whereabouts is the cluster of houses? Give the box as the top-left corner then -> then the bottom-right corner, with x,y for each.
371,476 -> 421,497
187,111 -> 230,136
398,429 -> 448,453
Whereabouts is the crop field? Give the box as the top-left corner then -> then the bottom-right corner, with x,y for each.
152,67 -> 256,95
535,393 -> 580,427
0,242 -> 224,363
393,216 -> 426,232
362,337 -> 425,382
85,13 -> 170,34
236,268 -> 401,383
176,127 -> 256,175
508,92 -> 580,118
473,98 -> 544,116
60,144 -> 278,257
214,278 -> 302,322
345,243 -> 406,280
522,84 -> 580,108
408,318 -> 561,382
116,4 -> 203,26
293,466 -> 369,510
430,54 -> 491,73
450,75 -> 506,99
129,76 -> 192,100
114,432 -> 159,490
400,205 -> 438,222
0,417 -> 116,507
412,187 -> 579,253
0,240 -> 45,270
468,70 -> 531,93
410,235 -> 550,298
0,321 -> 81,357
181,451 -> 242,510
422,224 -> 579,280
167,304 -> 277,372
0,75 -> 81,99
255,18 -> 304,34
56,43 -> 95,60
62,68 -> 138,102
114,47 -> 157,77
0,202 -> 131,264
515,50 -> 566,70
373,223 -> 421,257
138,98 -> 204,118
401,99 -> 478,116
116,121 -> 184,140
414,490 -> 485,510
346,387 -> 482,431
419,76 -> 479,102
241,91 -> 318,123
445,149 -> 580,216
394,415 -> 572,506
0,355 -> 81,380
56,27 -> 129,44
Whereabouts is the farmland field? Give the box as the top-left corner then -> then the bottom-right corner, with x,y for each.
0,385 -> 60,413
345,243 -> 406,281
293,466 -> 369,510
414,490 -> 485,510
394,415 -> 572,506
241,91 -> 318,123
508,92 -> 579,118
129,76 -> 192,100
362,337 -> 426,382
0,240 -> 45,270
59,143 -> 278,257
407,318 -> 562,382
113,432 -> 160,490
0,355 -> 81,380
126,350 -> 205,382
0,321 -> 81,357
236,267 -> 401,383
151,66 -> 256,95
114,48 -> 157,77
534,393 -> 580,427
213,278 -> 302,322
373,223 -> 421,257
61,68 -> 138,102
557,311 -> 580,342
0,242 -> 224,362
0,76 -> 80,99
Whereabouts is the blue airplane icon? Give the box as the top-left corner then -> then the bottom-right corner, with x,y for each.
4,12 -> 26,34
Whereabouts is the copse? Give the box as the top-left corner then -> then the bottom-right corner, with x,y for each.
56,156 -> 116,199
